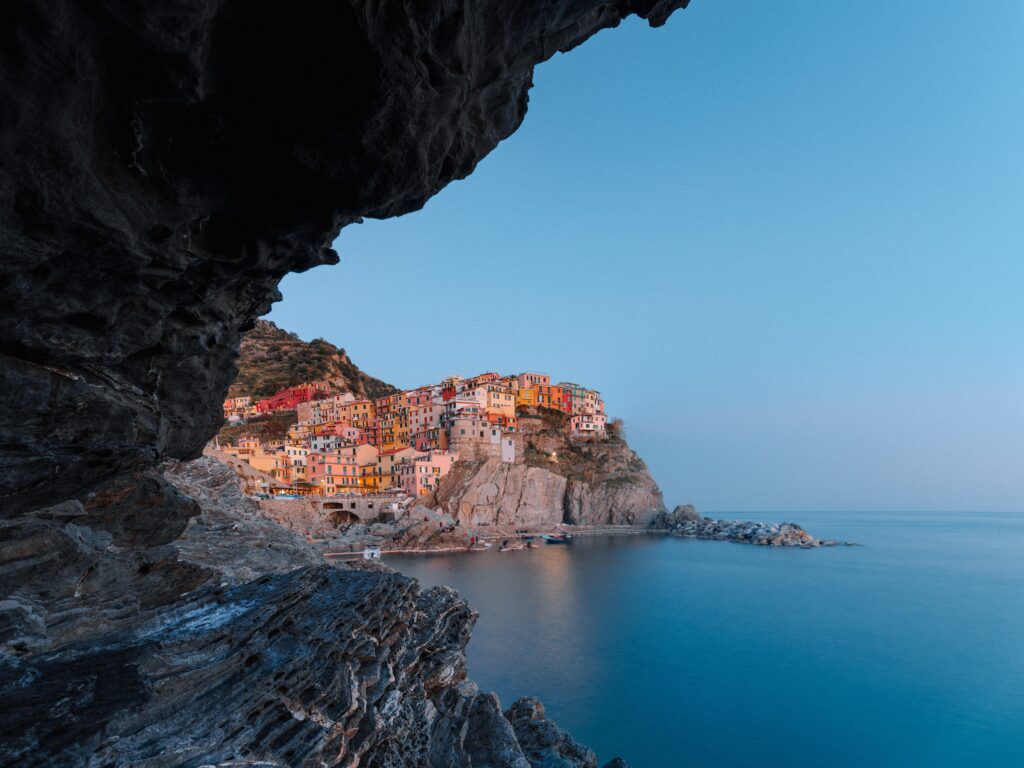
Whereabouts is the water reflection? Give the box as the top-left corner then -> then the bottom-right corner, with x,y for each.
386,516 -> 1024,768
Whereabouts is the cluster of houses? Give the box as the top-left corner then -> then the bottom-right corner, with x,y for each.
218,372 -> 607,497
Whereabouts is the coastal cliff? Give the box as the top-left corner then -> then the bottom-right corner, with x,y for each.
1,458 -> 627,767
432,413 -> 665,527
0,1 -> 690,763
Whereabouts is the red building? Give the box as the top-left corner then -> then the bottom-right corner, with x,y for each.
255,382 -> 330,414
485,412 -> 517,431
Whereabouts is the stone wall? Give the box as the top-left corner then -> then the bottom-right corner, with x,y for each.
257,494 -> 404,536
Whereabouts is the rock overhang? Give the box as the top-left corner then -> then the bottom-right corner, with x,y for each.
1,0 -> 690,518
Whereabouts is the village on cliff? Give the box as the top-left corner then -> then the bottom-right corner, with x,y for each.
212,372 -> 608,502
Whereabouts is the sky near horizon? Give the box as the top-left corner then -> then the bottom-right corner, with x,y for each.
269,0 -> 1024,513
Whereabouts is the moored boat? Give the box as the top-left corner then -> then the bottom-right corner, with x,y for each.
540,533 -> 571,544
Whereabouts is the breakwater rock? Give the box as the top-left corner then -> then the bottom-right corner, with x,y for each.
652,505 -> 845,547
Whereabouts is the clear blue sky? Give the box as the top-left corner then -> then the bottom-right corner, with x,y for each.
270,0 -> 1024,513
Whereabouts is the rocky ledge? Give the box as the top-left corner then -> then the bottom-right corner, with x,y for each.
2,1 -> 690,763
652,505 -> 848,547
1,457 -> 631,766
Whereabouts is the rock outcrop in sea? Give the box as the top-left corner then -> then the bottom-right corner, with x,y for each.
653,505 -> 845,547
431,412 -> 665,527
0,1 -> 689,763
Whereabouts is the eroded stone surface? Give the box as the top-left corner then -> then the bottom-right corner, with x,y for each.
1,0 -> 689,517
1,2 -> 691,763
2,460 -> 623,767
433,416 -> 666,527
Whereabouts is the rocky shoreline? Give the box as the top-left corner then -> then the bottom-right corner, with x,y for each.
239,472 -> 851,557
652,505 -> 850,547
0,456 -> 631,767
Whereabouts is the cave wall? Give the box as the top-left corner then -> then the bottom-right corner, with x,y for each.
1,0 -> 688,516
0,2 -> 690,764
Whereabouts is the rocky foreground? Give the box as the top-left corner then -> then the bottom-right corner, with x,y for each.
653,505 -> 848,547
0,458 -> 630,766
0,2 -> 690,764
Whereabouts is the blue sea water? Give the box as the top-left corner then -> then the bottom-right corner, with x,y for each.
386,512 -> 1024,768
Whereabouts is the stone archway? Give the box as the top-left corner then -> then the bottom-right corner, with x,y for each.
323,502 -> 358,526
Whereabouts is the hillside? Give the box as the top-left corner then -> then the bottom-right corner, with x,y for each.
228,320 -> 398,401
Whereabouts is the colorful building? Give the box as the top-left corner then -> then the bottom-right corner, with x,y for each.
515,387 -> 538,409
570,412 -> 607,437
534,384 -> 568,412
307,450 -> 361,494
517,372 -> 550,389
224,367 -> 608,498
396,450 -> 459,497
255,382 -> 330,414
222,396 -> 252,418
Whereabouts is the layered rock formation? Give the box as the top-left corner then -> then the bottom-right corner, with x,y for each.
1,0 -> 689,516
1,1 -> 690,763
433,413 -> 665,527
3,458 -> 630,766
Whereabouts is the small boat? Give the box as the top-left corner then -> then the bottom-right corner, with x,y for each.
540,534 -> 571,544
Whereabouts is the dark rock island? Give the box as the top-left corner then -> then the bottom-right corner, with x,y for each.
653,505 -> 848,547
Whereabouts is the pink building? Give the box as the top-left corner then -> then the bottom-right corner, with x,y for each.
406,386 -> 438,408
397,451 -> 459,497
410,403 -> 445,433
570,412 -> 607,437
307,450 -> 360,494
307,443 -> 379,494
517,372 -> 550,389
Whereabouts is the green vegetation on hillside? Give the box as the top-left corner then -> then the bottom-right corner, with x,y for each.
218,411 -> 296,445
517,407 -> 645,485
228,320 -> 397,401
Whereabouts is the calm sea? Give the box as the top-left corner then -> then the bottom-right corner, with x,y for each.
386,512 -> 1024,768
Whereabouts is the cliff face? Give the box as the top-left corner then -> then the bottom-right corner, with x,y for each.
1,1 -> 689,763
434,415 -> 666,527
0,0 -> 689,517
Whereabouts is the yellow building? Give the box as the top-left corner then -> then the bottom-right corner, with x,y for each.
515,387 -> 538,409
338,399 -> 376,429
358,464 -> 384,491
485,387 -> 516,420
247,450 -> 286,478
374,446 -> 417,490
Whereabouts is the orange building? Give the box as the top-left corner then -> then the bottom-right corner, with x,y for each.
535,384 -> 567,412
338,399 -> 375,429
